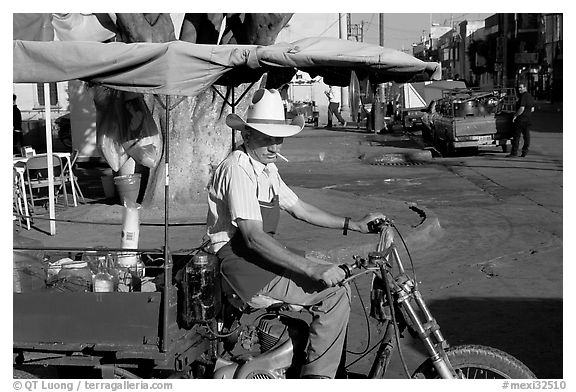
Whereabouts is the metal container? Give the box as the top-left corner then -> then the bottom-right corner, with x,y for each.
452,100 -> 478,117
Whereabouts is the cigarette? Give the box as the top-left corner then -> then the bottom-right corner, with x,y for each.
276,152 -> 289,162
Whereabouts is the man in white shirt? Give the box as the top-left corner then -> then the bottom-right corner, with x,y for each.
324,85 -> 347,128
206,88 -> 385,378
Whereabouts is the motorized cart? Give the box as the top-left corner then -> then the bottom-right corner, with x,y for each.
13,246 -> 213,379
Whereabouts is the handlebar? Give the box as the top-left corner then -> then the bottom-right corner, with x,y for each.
336,217 -> 394,285
367,217 -> 388,233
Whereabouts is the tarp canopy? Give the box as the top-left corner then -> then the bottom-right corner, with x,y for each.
14,37 -> 440,97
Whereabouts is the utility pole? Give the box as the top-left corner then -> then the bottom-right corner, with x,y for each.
373,13 -> 386,132
502,14 -> 509,88
339,13 -> 350,120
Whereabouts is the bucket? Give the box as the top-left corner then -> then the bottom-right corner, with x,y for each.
101,175 -> 116,199
114,174 -> 141,205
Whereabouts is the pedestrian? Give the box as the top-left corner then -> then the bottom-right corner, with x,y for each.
386,100 -> 394,117
507,82 -> 535,158
279,84 -> 290,116
421,100 -> 439,140
324,85 -> 347,128
394,101 -> 402,121
207,88 -> 386,378
13,94 -> 23,155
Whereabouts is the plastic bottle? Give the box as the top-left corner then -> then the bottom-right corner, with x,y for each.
93,256 -> 115,292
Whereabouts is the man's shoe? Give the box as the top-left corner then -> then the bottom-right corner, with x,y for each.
506,154 -> 518,158
520,152 -> 527,157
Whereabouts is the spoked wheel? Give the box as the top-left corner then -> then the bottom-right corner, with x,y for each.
412,345 -> 536,379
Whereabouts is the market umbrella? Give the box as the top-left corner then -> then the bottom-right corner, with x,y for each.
14,37 -> 440,94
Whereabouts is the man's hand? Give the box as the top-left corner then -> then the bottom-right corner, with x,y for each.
351,212 -> 387,233
310,262 -> 346,287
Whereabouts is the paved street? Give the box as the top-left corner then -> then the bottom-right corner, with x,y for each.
277,106 -> 562,378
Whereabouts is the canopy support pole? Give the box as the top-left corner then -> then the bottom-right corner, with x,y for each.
161,94 -> 171,353
231,88 -> 235,147
211,82 -> 256,109
211,82 -> 257,149
44,83 -> 56,235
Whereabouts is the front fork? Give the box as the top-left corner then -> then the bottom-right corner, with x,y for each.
395,278 -> 457,378
375,244 -> 459,379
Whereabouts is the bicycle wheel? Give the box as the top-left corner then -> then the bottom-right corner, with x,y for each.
412,344 -> 536,379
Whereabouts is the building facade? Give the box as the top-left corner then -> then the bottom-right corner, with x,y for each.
413,13 -> 563,102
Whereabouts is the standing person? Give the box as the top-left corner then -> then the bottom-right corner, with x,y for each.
279,84 -> 290,116
507,82 -> 535,158
13,94 -> 23,155
206,89 -> 386,378
324,85 -> 347,128
421,100 -> 439,141
394,101 -> 402,121
386,100 -> 394,117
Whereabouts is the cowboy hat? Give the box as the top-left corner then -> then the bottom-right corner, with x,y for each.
226,89 -> 304,137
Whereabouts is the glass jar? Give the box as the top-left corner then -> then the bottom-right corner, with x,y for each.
57,260 -> 93,291
187,253 -> 216,321
92,256 -> 115,292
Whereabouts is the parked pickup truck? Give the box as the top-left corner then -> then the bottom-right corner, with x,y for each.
429,87 -> 516,155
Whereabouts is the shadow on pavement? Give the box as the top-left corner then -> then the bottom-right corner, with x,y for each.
422,296 -> 562,379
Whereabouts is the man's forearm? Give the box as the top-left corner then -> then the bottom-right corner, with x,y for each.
243,231 -> 315,278
288,200 -> 350,231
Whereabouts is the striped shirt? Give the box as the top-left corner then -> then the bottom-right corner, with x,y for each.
206,146 -> 299,253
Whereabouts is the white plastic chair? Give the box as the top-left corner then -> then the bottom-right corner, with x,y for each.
24,154 -> 68,212
57,150 -> 84,205
13,167 -> 31,230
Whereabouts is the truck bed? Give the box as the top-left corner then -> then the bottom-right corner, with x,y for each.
433,113 -> 513,150
435,113 -> 512,137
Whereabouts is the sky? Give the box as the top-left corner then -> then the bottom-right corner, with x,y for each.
350,13 -> 495,52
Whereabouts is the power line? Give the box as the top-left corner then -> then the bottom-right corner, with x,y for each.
318,14 -> 344,37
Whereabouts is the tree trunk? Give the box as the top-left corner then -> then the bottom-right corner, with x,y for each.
105,13 -> 291,219
139,85 -> 256,220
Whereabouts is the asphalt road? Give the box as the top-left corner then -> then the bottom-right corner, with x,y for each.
278,113 -> 563,379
